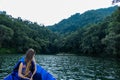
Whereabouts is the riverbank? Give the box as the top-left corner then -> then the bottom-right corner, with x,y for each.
0,48 -> 17,54
0,48 -> 120,59
56,52 -> 76,56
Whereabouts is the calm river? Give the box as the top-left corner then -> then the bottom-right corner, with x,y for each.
0,54 -> 120,80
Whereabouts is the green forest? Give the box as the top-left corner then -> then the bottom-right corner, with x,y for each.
0,11 -> 58,54
0,6 -> 120,57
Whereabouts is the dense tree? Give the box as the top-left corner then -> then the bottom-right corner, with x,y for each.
101,7 -> 120,57
0,25 -> 14,47
0,6 -> 120,57
50,6 -> 120,57
47,6 -> 118,35
0,11 -> 58,54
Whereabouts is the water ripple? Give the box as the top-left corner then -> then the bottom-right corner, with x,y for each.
0,54 -> 120,80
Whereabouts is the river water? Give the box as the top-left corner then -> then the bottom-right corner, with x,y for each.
0,54 -> 120,80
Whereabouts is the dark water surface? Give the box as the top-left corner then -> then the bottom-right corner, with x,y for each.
0,54 -> 120,80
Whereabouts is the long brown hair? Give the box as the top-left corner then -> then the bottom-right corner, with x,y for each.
24,48 -> 35,77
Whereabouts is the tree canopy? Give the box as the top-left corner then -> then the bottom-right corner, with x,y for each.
0,6 -> 120,57
0,11 -> 58,54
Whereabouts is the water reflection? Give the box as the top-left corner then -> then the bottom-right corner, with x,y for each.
0,54 -> 120,80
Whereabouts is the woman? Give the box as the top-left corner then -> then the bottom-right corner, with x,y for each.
18,48 -> 37,80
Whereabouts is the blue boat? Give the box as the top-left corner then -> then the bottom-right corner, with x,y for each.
4,57 -> 56,80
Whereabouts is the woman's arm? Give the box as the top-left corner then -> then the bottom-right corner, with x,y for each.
18,62 -> 30,79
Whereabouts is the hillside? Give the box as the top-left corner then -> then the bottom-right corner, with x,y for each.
0,6 -> 120,57
47,6 -> 118,35
0,11 -> 58,54
54,7 -> 120,57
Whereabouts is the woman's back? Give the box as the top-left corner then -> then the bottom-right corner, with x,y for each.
21,61 -> 32,78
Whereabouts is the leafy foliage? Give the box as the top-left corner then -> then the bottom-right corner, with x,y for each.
1,6 -> 120,58
56,7 -> 120,57
0,12 -> 58,54
47,6 -> 118,35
